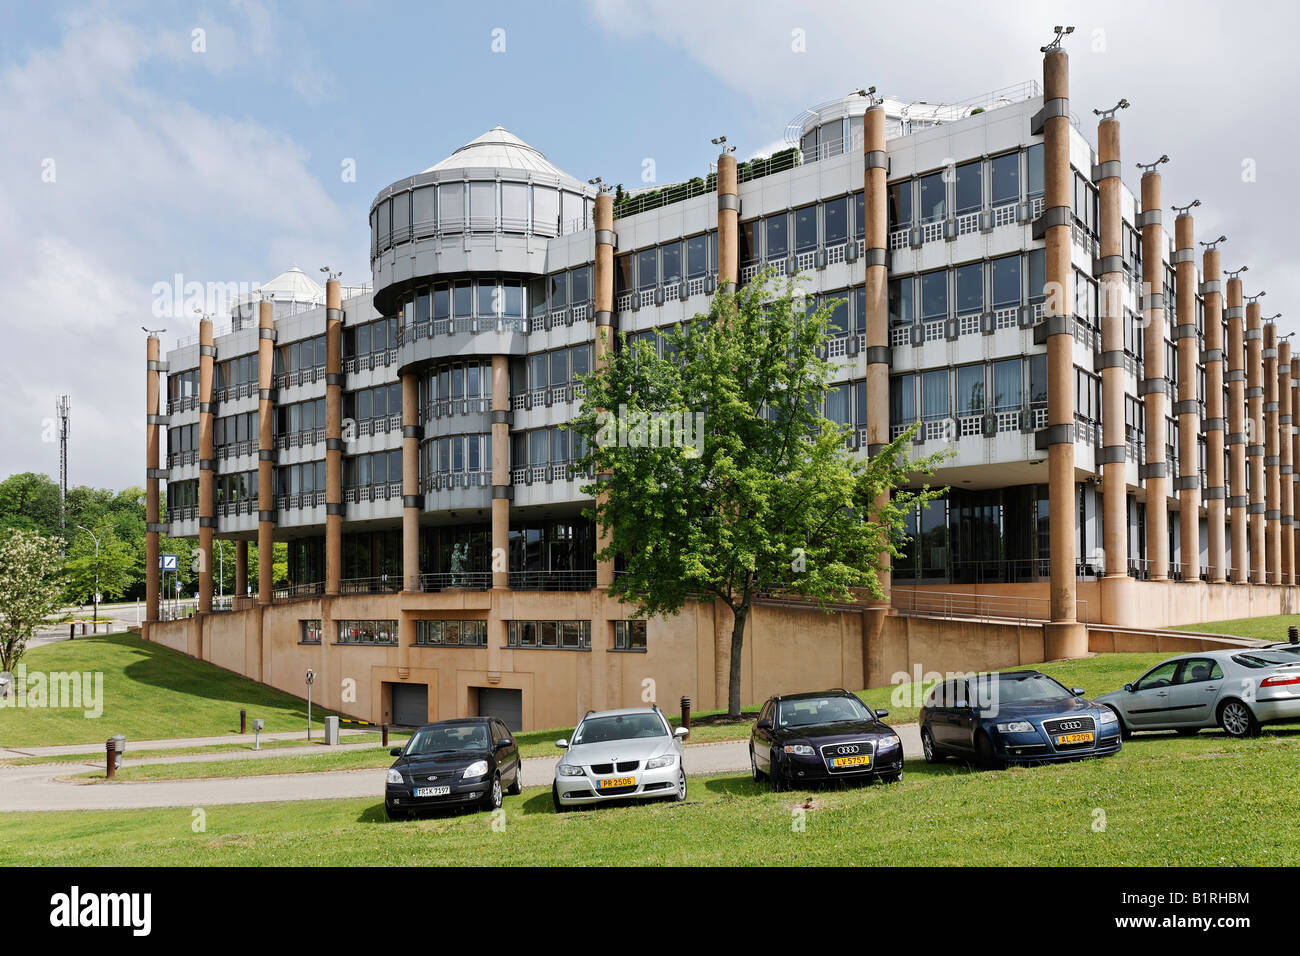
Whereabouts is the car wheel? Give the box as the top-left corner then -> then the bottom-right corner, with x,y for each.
385,806 -> 406,821
551,782 -> 569,813
673,767 -> 687,802
507,762 -> 523,795
975,732 -> 1004,770
1175,727 -> 1199,737
1218,699 -> 1260,738
769,750 -> 788,792
921,728 -> 943,763
484,774 -> 503,811
750,746 -> 766,781
1106,706 -> 1132,741
882,771 -> 903,784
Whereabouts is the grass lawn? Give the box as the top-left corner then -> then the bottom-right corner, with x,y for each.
1171,614 -> 1300,642
0,634 -> 341,748
4,730 -> 1297,866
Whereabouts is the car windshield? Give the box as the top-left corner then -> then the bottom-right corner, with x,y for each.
978,673 -> 1073,703
1234,651 -> 1300,669
776,696 -> 872,727
572,713 -> 666,745
405,723 -> 490,755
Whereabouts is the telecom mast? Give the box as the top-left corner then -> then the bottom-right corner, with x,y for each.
56,395 -> 70,528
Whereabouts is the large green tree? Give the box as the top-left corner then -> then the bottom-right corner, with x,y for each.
0,529 -> 65,674
571,272 -> 945,716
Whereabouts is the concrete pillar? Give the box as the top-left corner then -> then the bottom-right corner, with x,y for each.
197,318 -> 215,613
401,371 -> 420,591
1292,357 -> 1300,580
1040,46 -> 1084,654
324,279 -> 343,595
1279,339 -> 1294,585
716,152 -> 738,288
1202,247 -> 1227,582
1173,213 -> 1199,581
1247,299 -> 1265,583
594,192 -> 616,589
235,539 -> 248,597
1226,276 -> 1247,582
490,355 -> 511,589
145,335 -> 162,625
1096,116 -> 1132,620
1264,321 -> 1281,583
863,102 -> 891,601
1139,170 -> 1168,582
256,299 -> 276,604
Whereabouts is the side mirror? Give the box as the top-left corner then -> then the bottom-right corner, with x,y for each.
389,747 -> 402,757
555,738 -> 569,749
1072,688 -> 1086,696
875,709 -> 889,718
756,719 -> 773,731
497,737 -> 513,749
674,726 -> 690,739
1123,683 -> 1134,693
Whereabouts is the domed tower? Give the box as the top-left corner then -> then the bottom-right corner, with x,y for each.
370,128 -> 600,592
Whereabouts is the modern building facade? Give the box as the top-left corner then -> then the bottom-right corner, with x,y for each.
144,34 -> 1297,731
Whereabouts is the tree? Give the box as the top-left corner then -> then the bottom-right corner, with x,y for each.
64,519 -> 139,607
0,529 -> 66,674
0,472 -> 61,534
571,272 -> 945,717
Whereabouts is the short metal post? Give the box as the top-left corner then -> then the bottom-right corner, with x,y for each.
69,623 -> 75,640
382,723 -> 389,747
240,708 -> 247,734
105,739 -> 116,780
680,696 -> 691,731
1289,625 -> 1298,645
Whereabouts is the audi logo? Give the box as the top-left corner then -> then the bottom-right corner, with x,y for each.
835,745 -> 860,755
1058,721 -> 1082,731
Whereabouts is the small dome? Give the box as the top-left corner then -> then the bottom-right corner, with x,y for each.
423,126 -> 583,185
259,266 -> 324,304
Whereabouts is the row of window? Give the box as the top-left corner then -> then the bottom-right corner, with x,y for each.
527,267 -> 592,318
348,384 -> 403,424
345,450 -> 403,490
421,360 -> 491,407
892,355 -> 1049,422
393,279 -> 526,328
416,620 -> 487,647
616,232 -> 722,294
420,433 -> 493,478
512,427 -> 589,468
512,344 -> 593,394
891,252 -> 1044,325
506,620 -> 592,650
888,147 -> 1044,229
301,617 -> 642,651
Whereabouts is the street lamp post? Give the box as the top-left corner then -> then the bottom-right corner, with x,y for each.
76,525 -> 100,633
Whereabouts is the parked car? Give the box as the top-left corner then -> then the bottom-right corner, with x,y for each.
385,717 -> 522,819
749,689 -> 903,790
1095,649 -> 1300,738
552,706 -> 689,811
920,670 -> 1121,768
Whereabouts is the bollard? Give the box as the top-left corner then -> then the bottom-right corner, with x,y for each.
105,738 -> 116,780
81,622 -> 87,635
69,622 -> 75,641
240,709 -> 247,734
680,696 -> 691,731
1290,625 -> 1298,645
382,724 -> 389,747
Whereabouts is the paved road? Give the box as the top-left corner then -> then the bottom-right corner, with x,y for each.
0,726 -> 922,813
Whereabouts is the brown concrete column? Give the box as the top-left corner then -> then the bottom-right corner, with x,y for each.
1139,169 -> 1168,581
1096,115 -> 1132,620
594,192 -> 616,589
1279,339 -> 1294,585
1226,274 -> 1247,582
1292,356 -> 1300,580
145,335 -> 162,625
1040,45 -> 1083,653
1173,212 -> 1199,580
257,299 -> 276,604
1264,320 -> 1281,582
401,371 -> 420,591
324,279 -> 343,595
1247,298 -> 1265,583
197,318 -> 215,613
716,152 -> 738,288
235,539 -> 248,597
864,102 -> 891,602
1202,245 -> 1227,582
490,354 -> 511,589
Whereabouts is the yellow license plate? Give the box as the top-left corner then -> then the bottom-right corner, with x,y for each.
1055,732 -> 1094,745
831,755 -> 871,767
597,775 -> 636,789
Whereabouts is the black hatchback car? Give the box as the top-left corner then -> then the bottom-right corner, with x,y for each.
385,717 -> 522,819
919,670 -> 1122,768
749,689 -> 903,790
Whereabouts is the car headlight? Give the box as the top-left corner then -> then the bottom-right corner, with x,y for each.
462,760 -> 489,780
876,734 -> 901,749
1098,709 -> 1118,724
782,744 -> 815,756
386,768 -> 404,785
645,754 -> 676,770
996,721 -> 1035,733
557,763 -> 586,777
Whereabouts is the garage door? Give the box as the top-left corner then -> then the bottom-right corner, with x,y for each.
477,688 -> 522,732
390,683 -> 429,727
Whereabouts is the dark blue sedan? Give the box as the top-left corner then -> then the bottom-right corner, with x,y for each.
919,670 -> 1122,768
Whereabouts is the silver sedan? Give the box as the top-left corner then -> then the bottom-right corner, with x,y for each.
1095,649 -> 1300,738
551,706 -> 690,811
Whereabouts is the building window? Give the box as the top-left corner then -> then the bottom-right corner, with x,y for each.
506,620 -> 592,650
765,212 -> 788,260
920,269 -> 947,320
954,161 -> 982,215
300,620 -> 323,644
888,181 -> 912,230
990,152 -> 1020,207
955,262 -> 983,316
917,172 -> 946,223
613,620 -> 647,651
337,620 -> 399,645
416,620 -> 487,647
822,196 -> 848,246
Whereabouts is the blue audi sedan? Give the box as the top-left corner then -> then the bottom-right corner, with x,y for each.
919,670 -> 1121,768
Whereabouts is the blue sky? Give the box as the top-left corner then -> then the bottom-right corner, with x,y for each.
2,0 -> 1297,490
